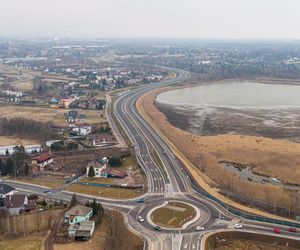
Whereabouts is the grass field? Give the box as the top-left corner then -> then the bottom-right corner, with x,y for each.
0,235 -> 43,250
151,201 -> 196,228
0,136 -> 39,147
16,176 -> 66,189
0,105 -> 105,126
66,183 -> 144,199
13,80 -> 34,91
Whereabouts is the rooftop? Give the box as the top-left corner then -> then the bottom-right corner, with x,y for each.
65,205 -> 92,217
0,183 -> 15,195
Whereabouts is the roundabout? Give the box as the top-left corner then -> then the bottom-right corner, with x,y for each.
131,196 -> 215,234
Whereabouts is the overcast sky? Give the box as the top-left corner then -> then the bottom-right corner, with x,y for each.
1,0 -> 300,39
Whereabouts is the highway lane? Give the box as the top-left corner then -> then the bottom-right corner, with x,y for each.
2,68 -> 299,249
113,68 -> 300,248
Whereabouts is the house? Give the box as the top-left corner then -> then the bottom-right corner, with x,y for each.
31,152 -> 53,171
49,97 -> 59,108
66,110 -> 78,124
71,124 -> 92,136
86,160 -> 107,178
64,205 -> 93,225
92,134 -> 114,147
59,96 -> 75,108
4,194 -> 28,215
0,184 -> 15,199
68,220 -> 95,240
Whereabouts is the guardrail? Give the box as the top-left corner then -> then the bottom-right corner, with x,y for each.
191,182 -> 300,229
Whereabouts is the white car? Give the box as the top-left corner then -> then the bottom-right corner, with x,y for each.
138,216 -> 144,222
195,226 -> 205,231
234,223 -> 243,229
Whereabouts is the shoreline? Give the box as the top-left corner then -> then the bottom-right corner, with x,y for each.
136,79 -> 300,220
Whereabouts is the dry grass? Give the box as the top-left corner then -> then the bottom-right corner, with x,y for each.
66,184 -> 144,199
0,105 -> 105,126
137,87 -> 300,219
16,176 -> 66,189
13,80 -> 34,91
151,201 -> 196,228
214,239 -> 298,250
0,136 -> 39,147
0,235 -> 43,250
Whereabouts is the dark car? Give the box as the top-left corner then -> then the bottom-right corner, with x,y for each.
288,228 -> 297,233
154,226 -> 162,231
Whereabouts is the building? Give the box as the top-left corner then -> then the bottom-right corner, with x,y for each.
59,96 -> 75,108
68,220 -> 95,241
0,144 -> 42,155
31,152 -> 53,171
64,205 -> 93,225
4,194 -> 28,215
92,134 -> 114,147
86,160 -> 107,178
24,145 -> 43,154
0,184 -> 15,199
71,124 -> 92,136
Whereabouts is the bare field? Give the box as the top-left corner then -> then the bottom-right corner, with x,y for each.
0,136 -> 39,146
0,105 -> 105,126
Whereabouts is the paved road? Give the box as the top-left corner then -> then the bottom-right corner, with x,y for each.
112,68 -> 300,249
2,68 -> 300,249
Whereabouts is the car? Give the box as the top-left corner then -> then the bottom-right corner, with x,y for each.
288,228 -> 297,233
195,226 -> 205,231
154,226 -> 162,231
138,216 -> 144,222
44,190 -> 51,194
273,228 -> 281,234
136,198 -> 145,203
234,223 -> 243,229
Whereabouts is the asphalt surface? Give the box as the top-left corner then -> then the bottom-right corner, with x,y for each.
2,68 -> 300,249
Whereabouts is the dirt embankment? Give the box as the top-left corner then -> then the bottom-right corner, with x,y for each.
137,86 -> 300,219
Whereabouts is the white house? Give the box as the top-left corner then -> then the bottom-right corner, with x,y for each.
31,153 -> 53,171
72,124 -> 92,136
86,160 -> 107,178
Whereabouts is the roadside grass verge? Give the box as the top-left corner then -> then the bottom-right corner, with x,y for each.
14,176 -> 66,189
66,184 -> 144,199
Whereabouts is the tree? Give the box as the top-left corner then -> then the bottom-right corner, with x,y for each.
69,193 -> 78,207
88,166 -> 95,179
109,156 -> 122,168
6,158 -> 14,176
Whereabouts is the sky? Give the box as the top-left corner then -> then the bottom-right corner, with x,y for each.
1,0 -> 300,39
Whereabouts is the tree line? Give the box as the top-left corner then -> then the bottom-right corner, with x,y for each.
0,117 -> 60,142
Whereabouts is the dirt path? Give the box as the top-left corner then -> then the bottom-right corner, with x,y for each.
44,208 -> 67,250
